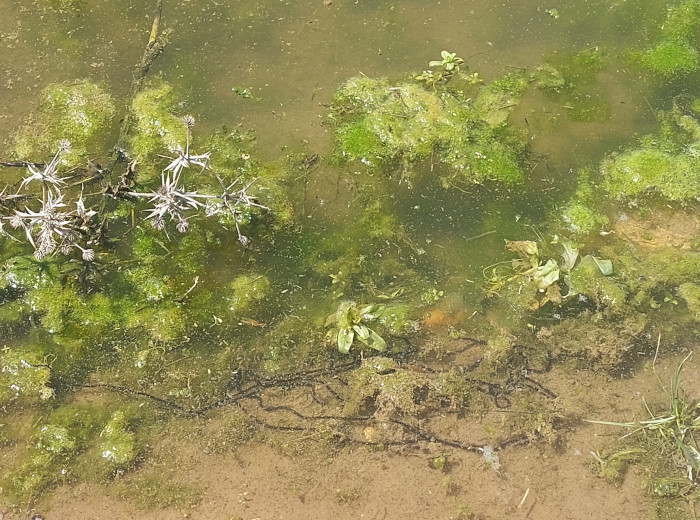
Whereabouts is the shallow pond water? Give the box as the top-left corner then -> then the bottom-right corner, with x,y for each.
2,1 -> 700,519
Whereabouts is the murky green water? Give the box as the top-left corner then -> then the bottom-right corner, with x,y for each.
3,0 -> 700,515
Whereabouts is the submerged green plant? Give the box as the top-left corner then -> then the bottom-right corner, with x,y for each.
327,301 -> 387,354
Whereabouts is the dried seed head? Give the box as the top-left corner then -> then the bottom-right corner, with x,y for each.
176,218 -> 189,233
151,216 -> 165,231
183,115 -> 196,128
58,139 -> 71,152
9,214 -> 24,229
81,248 -> 95,261
59,241 -> 75,255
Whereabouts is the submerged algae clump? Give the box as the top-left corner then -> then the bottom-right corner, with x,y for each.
129,79 -> 188,166
635,40 -> 699,77
97,410 -> 138,472
630,0 -> 700,78
558,173 -> 610,237
329,70 -> 529,186
12,81 -> 115,165
602,148 -> 696,201
227,273 -> 271,314
0,348 -> 53,407
534,48 -> 611,122
601,108 -> 700,202
3,403 -> 108,507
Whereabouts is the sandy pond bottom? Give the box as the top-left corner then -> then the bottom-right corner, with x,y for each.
7,356 -> 687,520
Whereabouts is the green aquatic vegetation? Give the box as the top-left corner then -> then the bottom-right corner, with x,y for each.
544,7 -> 560,19
128,79 -> 187,165
566,91 -> 611,122
171,227 -> 210,275
374,302 -> 416,335
485,236 -> 621,327
204,127 -> 256,173
617,247 -> 700,304
601,145 -> 700,202
131,227 -> 165,261
358,200 -> 399,240
416,50 -> 465,88
329,70 -> 529,186
560,199 -> 609,237
568,255 -> 626,309
661,0 -> 700,41
534,48 -> 610,122
125,266 -> 173,303
328,301 -> 387,354
471,73 -> 528,127
429,51 -> 465,73
0,348 -> 54,407
130,223 -> 208,280
590,447 -> 645,485
0,255 -> 63,292
677,282 -> 700,319
28,283 -> 82,334
37,424 -> 77,454
253,311 -> 328,374
19,274 -> 123,338
97,410 -> 138,472
630,0 -> 700,78
12,81 -> 115,165
533,64 -> 566,93
536,48 -> 606,93
227,273 -> 271,315
3,402 -> 108,506
125,302 -> 186,343
420,288 -> 444,305
126,115 -> 270,242
634,39 -> 699,77
558,170 -> 610,237
1,140 -> 99,261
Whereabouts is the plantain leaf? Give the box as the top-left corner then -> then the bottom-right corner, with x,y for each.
337,327 -> 354,354
364,328 -> 387,352
353,323 -> 370,340
592,256 -> 613,276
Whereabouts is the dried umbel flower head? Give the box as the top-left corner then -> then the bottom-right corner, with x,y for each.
77,246 -> 95,261
182,115 -> 196,128
176,218 -> 189,233
19,143 -> 69,191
